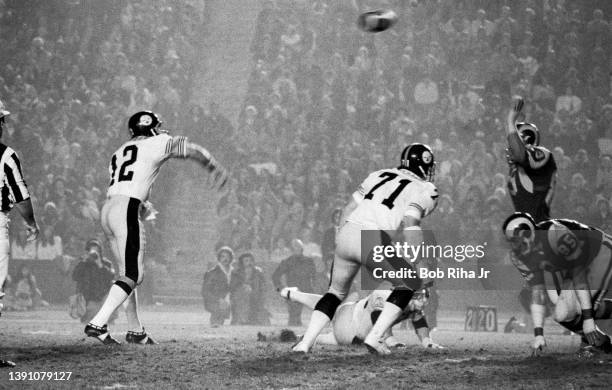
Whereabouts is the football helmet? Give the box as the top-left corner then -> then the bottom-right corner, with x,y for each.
399,143 -> 435,181
517,122 -> 539,146
128,111 -> 162,137
502,212 -> 536,255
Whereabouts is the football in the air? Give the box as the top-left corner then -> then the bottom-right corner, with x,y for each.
357,9 -> 398,33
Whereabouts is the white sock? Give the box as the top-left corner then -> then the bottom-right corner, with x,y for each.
89,284 -> 129,327
300,311 -> 331,348
125,289 -> 144,332
288,290 -> 322,310
366,302 -> 402,342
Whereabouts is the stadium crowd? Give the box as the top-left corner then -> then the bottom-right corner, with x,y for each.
0,0 -> 611,314
220,0 -> 612,271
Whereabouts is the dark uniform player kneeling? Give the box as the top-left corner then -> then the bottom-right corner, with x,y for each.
503,213 -> 612,354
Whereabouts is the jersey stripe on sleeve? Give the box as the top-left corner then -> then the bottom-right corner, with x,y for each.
4,152 -> 29,203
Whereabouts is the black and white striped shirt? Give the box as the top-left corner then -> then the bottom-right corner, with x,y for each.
0,143 -> 30,212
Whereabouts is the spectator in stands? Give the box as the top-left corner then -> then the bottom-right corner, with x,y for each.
201,246 -> 233,327
595,155 -> 612,194
272,238 -> 316,326
229,252 -> 269,325
555,86 -> 582,116
6,264 -> 48,311
72,239 -> 116,324
270,237 -> 291,263
470,9 -> 494,38
11,229 -> 37,260
36,225 -> 63,261
590,195 -> 612,232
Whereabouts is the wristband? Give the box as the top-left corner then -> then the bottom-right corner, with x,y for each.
534,327 -> 544,337
582,308 -> 594,320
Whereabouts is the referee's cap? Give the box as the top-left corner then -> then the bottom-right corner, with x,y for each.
0,99 -> 9,118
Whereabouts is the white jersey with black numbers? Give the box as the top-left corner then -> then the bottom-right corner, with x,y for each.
347,168 -> 438,231
107,134 -> 187,202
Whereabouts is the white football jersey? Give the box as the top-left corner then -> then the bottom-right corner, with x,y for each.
107,134 -> 187,201
347,168 -> 438,230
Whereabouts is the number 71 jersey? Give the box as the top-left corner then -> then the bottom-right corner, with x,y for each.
107,134 -> 187,202
347,168 -> 439,230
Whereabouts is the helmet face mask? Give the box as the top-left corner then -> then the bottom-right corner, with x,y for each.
517,122 -> 539,146
400,143 -> 436,182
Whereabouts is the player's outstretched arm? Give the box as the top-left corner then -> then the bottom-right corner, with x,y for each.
571,269 -> 603,345
530,284 -> 547,355
506,97 -> 528,165
183,141 -> 228,189
14,198 -> 39,241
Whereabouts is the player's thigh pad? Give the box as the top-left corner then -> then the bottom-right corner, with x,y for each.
102,197 -> 145,286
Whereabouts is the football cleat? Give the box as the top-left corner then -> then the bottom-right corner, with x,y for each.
384,336 -> 406,348
85,323 -> 120,345
279,287 -> 299,300
291,336 -> 310,353
364,336 -> 392,355
126,329 -> 157,345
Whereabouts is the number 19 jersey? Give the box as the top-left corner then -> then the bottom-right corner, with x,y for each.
347,168 -> 438,231
107,134 -> 187,202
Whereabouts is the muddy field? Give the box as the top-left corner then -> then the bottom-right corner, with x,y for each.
1,307 -> 611,389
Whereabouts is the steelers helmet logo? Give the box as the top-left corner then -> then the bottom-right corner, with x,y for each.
138,114 -> 153,127
422,151 -> 432,164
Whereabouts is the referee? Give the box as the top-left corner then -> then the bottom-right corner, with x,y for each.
0,99 -> 39,368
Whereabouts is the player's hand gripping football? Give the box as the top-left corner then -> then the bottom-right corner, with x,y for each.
25,222 -> 39,242
531,335 -> 546,356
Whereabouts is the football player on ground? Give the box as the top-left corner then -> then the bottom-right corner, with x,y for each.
292,143 -> 438,355
503,213 -> 612,355
505,96 -> 557,352
279,287 -> 442,349
85,111 -> 227,344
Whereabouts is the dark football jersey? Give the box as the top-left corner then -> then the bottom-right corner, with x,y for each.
536,219 -> 604,271
507,146 -> 557,223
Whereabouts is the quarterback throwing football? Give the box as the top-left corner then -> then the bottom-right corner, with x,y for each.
293,143 -> 438,354
85,111 -> 227,344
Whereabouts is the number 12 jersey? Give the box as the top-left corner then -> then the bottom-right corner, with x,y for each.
107,134 -> 187,202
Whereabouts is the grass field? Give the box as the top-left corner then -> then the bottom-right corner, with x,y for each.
1,306 -> 611,389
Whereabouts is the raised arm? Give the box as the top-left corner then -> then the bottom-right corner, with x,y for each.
506,97 -> 528,165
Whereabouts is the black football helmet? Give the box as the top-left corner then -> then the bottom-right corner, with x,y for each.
399,143 -> 435,181
128,111 -> 163,137
517,122 -> 539,146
